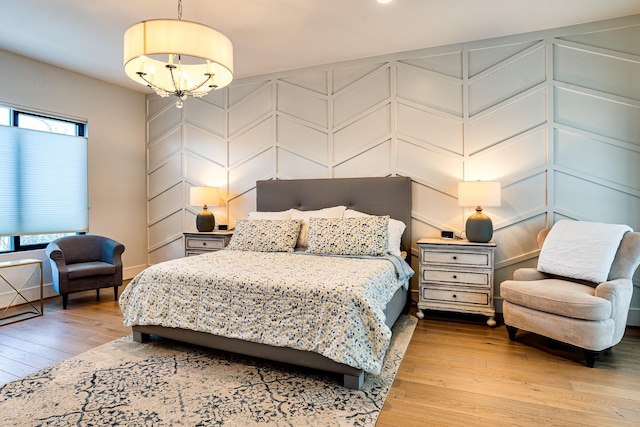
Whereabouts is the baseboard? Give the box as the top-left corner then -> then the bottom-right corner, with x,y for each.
0,263 -> 148,309
124,264 -> 147,280
6,270 -> 639,327
627,307 -> 640,327
0,283 -> 57,309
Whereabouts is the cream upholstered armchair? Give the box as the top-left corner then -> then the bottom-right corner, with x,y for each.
500,221 -> 640,367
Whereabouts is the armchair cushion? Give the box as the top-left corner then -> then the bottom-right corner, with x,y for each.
67,261 -> 116,280
512,267 -> 548,281
500,279 -> 611,321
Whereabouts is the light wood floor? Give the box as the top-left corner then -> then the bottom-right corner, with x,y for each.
378,310 -> 640,427
0,289 -> 130,385
1,291 -> 639,426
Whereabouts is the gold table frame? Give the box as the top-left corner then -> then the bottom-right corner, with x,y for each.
0,258 -> 44,326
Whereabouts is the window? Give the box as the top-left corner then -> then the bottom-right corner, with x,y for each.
0,105 -> 88,252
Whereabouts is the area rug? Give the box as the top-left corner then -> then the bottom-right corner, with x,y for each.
0,315 -> 416,426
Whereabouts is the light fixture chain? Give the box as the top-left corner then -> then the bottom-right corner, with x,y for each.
178,0 -> 182,20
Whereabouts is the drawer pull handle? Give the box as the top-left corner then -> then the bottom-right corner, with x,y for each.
452,294 -> 457,298
452,256 -> 457,260
453,275 -> 457,279
203,242 -> 207,246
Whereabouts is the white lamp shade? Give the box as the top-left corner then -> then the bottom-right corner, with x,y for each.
124,19 -> 234,91
189,186 -> 220,207
458,181 -> 501,208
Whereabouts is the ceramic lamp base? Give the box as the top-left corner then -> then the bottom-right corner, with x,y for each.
465,209 -> 493,243
196,208 -> 215,232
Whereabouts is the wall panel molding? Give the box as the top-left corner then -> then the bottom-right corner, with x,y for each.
146,15 -> 640,324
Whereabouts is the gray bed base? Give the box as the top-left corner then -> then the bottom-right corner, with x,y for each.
133,285 -> 406,389
132,176 -> 412,390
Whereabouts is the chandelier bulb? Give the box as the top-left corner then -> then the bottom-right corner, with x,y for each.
176,99 -> 184,109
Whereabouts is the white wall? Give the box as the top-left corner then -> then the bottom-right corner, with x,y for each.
146,15 -> 640,324
0,50 -> 147,303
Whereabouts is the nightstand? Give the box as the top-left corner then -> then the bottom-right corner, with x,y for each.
183,230 -> 233,256
416,238 -> 496,326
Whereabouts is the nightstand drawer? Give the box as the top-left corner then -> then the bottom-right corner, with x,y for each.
421,250 -> 490,267
421,268 -> 490,287
185,237 -> 225,250
422,288 -> 489,306
183,231 -> 233,257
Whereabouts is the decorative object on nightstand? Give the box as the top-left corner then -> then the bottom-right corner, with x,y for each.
190,186 -> 220,232
416,238 -> 497,327
458,181 -> 501,243
183,230 -> 233,257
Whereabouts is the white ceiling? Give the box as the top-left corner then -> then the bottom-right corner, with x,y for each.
2,0 -> 640,93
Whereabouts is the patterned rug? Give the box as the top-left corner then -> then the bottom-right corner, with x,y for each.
0,315 -> 416,426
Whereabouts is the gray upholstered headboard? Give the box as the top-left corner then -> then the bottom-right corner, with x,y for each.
256,176 -> 412,259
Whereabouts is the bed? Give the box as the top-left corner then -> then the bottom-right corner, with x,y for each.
120,176 -> 413,389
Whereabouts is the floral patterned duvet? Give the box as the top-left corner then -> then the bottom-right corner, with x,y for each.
119,249 -> 412,375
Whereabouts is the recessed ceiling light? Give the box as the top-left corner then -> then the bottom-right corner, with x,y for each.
377,0 -> 393,4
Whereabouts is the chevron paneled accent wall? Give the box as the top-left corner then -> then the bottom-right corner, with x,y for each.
146,15 -> 640,324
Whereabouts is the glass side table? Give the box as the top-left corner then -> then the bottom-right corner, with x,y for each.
0,258 -> 44,326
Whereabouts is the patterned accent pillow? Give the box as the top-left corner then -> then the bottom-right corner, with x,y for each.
226,219 -> 302,252
344,209 -> 406,256
307,216 -> 389,256
290,206 -> 347,248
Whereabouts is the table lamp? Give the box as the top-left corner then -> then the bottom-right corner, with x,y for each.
189,186 -> 220,232
458,181 -> 501,243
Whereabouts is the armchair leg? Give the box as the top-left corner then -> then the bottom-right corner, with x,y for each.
584,350 -> 600,368
96,288 -> 100,300
114,286 -> 119,301
506,325 -> 518,341
62,294 -> 68,310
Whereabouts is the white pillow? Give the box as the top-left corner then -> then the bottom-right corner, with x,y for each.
290,206 -> 347,247
344,209 -> 406,257
537,220 -> 632,283
246,209 -> 293,220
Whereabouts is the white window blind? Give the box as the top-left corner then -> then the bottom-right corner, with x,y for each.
0,126 -> 88,236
